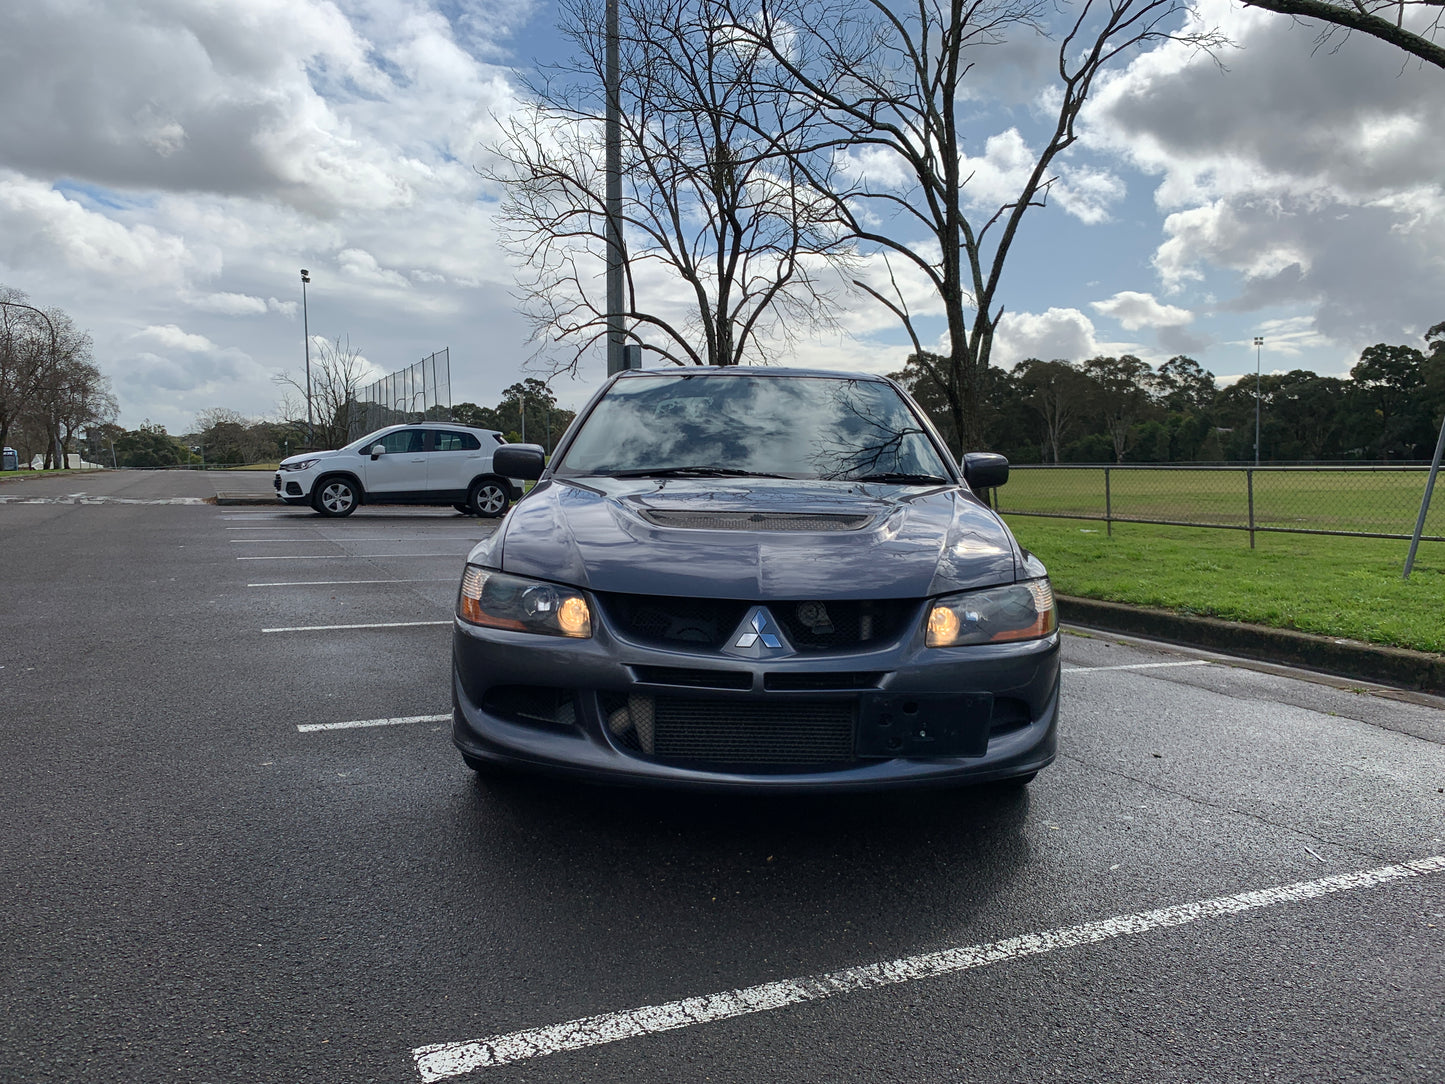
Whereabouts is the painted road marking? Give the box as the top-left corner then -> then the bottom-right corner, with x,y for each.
248,579 -> 455,588
231,536 -> 477,542
411,855 -> 1445,1081
0,495 -> 207,505
262,620 -> 451,633
1063,661 -> 1211,674
297,714 -> 449,733
236,554 -> 461,561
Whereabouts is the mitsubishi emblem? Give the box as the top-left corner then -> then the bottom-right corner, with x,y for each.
725,606 -> 792,658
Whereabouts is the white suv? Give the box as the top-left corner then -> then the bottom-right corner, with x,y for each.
274,424 -> 524,517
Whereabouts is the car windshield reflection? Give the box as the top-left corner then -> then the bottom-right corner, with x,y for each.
555,374 -> 951,483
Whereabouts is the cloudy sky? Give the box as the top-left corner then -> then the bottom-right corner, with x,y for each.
1,0 -> 1441,435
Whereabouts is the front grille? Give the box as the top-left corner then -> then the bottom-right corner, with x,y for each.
770,599 -> 919,652
595,593 -> 920,653
602,693 -> 856,770
595,593 -> 750,650
642,510 -> 872,531
273,475 -> 282,491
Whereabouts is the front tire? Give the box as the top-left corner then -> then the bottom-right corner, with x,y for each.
313,477 -> 360,517
468,477 -> 510,518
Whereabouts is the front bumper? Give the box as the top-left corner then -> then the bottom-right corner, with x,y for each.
274,471 -> 314,505
451,613 -> 1060,793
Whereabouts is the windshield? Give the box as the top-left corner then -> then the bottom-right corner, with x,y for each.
554,373 -> 952,482
345,428 -> 394,452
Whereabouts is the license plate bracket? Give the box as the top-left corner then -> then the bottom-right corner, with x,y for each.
856,692 -> 994,758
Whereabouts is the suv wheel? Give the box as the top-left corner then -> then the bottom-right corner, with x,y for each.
468,478 -> 510,518
314,477 -> 360,517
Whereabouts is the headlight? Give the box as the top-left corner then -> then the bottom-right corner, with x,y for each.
457,566 -> 591,638
280,458 -> 320,471
926,578 -> 1056,647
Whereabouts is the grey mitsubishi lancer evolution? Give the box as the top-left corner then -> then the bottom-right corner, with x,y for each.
450,366 -> 1059,792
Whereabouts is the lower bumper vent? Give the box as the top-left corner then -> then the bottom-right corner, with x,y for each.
603,694 -> 856,771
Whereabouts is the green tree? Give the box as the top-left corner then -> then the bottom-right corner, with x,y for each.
1348,343 -> 1430,458
496,379 -> 576,451
1014,359 -> 1091,464
113,422 -> 187,468
1082,355 -> 1156,463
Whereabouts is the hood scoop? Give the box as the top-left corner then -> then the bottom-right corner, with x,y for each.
640,510 -> 873,532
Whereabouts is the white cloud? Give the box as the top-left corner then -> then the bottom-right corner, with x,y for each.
993,308 -> 1108,368
1092,291 -> 1193,331
131,324 -> 218,353
190,292 -> 270,316
0,173 -> 200,285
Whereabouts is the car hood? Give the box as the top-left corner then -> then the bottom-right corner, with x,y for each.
279,448 -> 345,467
483,477 -> 1021,599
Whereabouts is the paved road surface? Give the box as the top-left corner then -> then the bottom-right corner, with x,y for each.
2,471 -> 1441,1083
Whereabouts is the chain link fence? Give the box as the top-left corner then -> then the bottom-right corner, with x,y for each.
349,348 -> 452,441
995,465 -> 1445,546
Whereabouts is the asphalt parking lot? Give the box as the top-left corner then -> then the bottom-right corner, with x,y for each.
2,470 -> 1443,1084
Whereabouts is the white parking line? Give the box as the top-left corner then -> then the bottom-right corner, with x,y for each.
411,855 -> 1445,1081
262,620 -> 451,633
236,554 -> 461,561
227,526 -> 483,531
297,714 -> 449,733
248,579 -> 455,588
1063,661 -> 1211,674
226,540 -> 473,546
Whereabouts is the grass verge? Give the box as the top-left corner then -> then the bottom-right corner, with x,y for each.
1004,516 -> 1445,655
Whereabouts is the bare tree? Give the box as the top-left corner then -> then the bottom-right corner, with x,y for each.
32,310 -> 113,468
488,0 -> 856,372
721,0 -> 1222,452
2,291 -> 113,468
1239,0 -> 1445,69
272,336 -> 371,450
0,286 -> 52,456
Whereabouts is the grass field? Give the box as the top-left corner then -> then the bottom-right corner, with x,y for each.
999,466 -> 1445,538
1004,516 -> 1445,655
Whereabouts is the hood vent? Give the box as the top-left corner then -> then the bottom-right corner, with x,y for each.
640,510 -> 872,531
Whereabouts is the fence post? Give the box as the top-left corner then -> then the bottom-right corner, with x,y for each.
1105,467 -> 1112,537
1247,468 -> 1255,549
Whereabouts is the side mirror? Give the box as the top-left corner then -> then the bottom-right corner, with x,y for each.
962,452 -> 1009,491
494,443 -> 547,480
370,444 -> 386,460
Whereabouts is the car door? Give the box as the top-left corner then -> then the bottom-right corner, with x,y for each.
361,428 -> 428,496
426,430 -> 488,497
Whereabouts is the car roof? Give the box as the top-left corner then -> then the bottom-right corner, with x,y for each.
613,366 -> 890,383
371,422 -> 501,435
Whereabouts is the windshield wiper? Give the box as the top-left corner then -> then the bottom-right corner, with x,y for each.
604,466 -> 788,479
853,472 -> 951,485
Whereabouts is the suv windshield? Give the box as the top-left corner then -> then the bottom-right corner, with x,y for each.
555,373 -> 952,482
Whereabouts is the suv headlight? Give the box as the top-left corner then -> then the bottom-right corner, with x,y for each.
280,458 -> 320,471
457,566 -> 591,638
926,578 -> 1056,647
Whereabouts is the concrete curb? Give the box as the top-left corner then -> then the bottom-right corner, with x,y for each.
1059,595 -> 1445,695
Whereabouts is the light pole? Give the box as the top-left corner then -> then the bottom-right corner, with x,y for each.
301,269 -> 313,447
604,0 -> 626,375
1253,336 -> 1264,467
